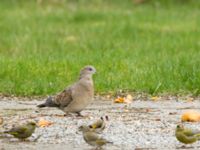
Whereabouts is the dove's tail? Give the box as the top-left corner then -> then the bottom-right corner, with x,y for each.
37,96 -> 59,108
37,103 -> 46,108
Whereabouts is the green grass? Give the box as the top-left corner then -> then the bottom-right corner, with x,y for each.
0,0 -> 200,96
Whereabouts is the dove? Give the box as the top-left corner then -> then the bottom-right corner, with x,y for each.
79,125 -> 112,149
37,65 -> 96,116
89,116 -> 108,133
3,122 -> 37,140
175,124 -> 200,144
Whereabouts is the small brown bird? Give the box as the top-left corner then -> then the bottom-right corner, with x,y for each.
79,125 -> 112,149
89,116 -> 108,133
175,124 -> 200,144
37,65 -> 96,116
4,122 -> 37,140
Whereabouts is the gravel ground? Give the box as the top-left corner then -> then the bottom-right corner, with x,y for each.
1,96 -> 200,150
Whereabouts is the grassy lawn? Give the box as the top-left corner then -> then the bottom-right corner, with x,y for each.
0,0 -> 200,96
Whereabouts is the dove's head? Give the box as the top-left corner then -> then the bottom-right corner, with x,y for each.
78,125 -> 91,132
80,65 -> 96,78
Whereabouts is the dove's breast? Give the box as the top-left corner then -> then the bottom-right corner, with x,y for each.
63,78 -> 94,113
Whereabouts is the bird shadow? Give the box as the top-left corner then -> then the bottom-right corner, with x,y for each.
176,145 -> 198,149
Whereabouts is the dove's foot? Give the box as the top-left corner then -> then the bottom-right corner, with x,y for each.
64,113 -> 73,117
76,112 -> 84,117
64,112 -> 89,118
64,113 -> 81,118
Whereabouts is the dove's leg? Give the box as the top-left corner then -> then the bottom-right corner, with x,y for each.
63,111 -> 86,118
64,112 -> 81,117
76,112 -> 84,117
64,113 -> 73,117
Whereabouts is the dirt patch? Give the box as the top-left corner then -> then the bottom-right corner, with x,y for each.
1,97 -> 200,150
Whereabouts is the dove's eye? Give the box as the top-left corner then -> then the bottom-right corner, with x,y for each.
88,68 -> 93,71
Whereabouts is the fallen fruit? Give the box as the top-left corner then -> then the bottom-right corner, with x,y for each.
181,110 -> 200,122
38,119 -> 53,127
151,96 -> 160,101
114,97 -> 125,103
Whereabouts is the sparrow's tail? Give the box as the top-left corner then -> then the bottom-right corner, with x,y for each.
195,133 -> 200,140
3,131 -> 10,134
37,96 -> 59,108
98,139 -> 113,145
107,141 -> 113,144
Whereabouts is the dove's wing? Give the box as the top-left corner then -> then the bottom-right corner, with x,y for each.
54,87 -> 73,107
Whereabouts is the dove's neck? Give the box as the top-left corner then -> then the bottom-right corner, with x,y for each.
80,74 -> 92,80
79,74 -> 94,86
80,72 -> 92,78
